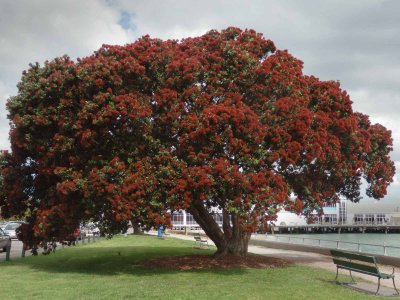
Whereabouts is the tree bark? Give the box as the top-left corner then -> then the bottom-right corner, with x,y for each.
189,202 -> 251,257
213,230 -> 251,257
131,220 -> 144,235
133,224 -> 143,235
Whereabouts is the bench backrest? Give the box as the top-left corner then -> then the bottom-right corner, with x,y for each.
330,249 -> 380,275
330,250 -> 377,263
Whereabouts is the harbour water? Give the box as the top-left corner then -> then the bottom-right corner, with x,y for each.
266,233 -> 400,257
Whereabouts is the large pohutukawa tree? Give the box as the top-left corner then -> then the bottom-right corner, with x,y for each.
0,27 -> 395,256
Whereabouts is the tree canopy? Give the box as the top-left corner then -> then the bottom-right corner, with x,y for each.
0,27 -> 395,256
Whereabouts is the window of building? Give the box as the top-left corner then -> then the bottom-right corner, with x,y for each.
376,213 -> 386,224
172,212 -> 184,225
354,214 -> 364,224
186,213 -> 197,225
316,215 -> 323,224
365,214 -> 374,224
323,214 -> 337,224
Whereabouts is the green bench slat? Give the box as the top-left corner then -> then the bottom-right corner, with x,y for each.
333,258 -> 380,275
194,236 -> 207,241
330,249 -> 376,264
194,234 -> 209,248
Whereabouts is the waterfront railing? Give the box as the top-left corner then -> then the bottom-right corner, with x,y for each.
265,235 -> 400,257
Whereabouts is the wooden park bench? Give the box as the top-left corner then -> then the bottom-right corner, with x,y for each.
193,233 -> 209,249
330,249 -> 399,295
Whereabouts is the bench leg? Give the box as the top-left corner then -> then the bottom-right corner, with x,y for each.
349,270 -> 355,283
393,278 -> 399,295
375,278 -> 381,295
336,268 -> 356,284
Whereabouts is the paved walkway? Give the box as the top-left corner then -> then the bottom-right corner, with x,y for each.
166,232 -> 400,296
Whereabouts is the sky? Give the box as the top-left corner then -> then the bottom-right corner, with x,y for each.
0,0 -> 399,208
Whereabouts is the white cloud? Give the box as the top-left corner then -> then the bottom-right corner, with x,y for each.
0,81 -> 11,150
393,162 -> 400,186
350,89 -> 400,162
0,0 -> 130,86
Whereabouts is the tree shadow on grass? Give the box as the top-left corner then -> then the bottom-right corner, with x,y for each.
8,245 -> 249,277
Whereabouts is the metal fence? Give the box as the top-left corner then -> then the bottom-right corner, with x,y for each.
266,235 -> 400,257
1,234 -> 101,261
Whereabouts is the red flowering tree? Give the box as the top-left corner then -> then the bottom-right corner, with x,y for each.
0,27 -> 395,256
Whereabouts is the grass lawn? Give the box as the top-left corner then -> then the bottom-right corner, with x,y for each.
0,235 -> 383,299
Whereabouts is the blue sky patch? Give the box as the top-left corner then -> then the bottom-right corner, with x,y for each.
119,11 -> 135,31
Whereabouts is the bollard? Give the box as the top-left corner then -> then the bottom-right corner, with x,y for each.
21,243 -> 26,258
5,241 -> 11,261
157,226 -> 164,238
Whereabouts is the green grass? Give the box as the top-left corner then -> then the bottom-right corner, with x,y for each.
0,235 -> 383,299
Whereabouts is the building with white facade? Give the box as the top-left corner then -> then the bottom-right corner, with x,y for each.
275,198 -> 400,226
171,210 -> 223,229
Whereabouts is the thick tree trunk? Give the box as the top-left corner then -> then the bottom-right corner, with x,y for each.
133,224 -> 143,235
130,220 -> 143,235
189,202 -> 252,257
213,230 -> 251,257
